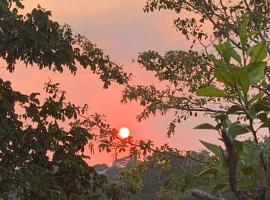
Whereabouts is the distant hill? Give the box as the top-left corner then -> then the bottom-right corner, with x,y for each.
94,153 -> 211,200
95,156 -> 133,181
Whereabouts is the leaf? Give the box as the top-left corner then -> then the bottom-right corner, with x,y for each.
238,178 -> 257,189
246,106 -> 256,119
234,140 -> 243,152
208,55 -> 227,68
230,46 -> 242,64
257,112 -> 268,123
196,86 -> 228,97
239,15 -> 249,47
215,43 -> 230,63
227,105 -> 244,114
213,113 -> 227,123
196,168 -> 217,177
241,165 -> 254,176
215,67 -> 234,86
232,68 -> 250,94
243,142 -> 263,166
253,101 -> 270,112
228,123 -> 250,139
259,122 -> 270,128
200,140 -> 224,160
246,62 -> 266,84
215,41 -> 241,63
247,31 -> 260,38
212,183 -> 229,193
194,123 -> 216,130
232,53 -> 242,64
214,165 -> 226,174
248,92 -> 264,105
248,41 -> 267,63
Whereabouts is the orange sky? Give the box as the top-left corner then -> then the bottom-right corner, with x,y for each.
3,0 -> 220,165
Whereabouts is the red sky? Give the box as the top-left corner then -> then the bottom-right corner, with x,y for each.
3,0 -> 219,165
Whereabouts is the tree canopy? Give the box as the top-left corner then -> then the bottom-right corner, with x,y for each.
0,0 -> 130,199
122,0 -> 270,135
117,1 -> 270,200
0,0 -> 130,88
2,0 -> 270,200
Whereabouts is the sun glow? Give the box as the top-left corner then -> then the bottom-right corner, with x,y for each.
119,127 -> 130,139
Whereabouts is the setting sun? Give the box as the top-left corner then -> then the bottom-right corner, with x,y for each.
119,127 -> 130,139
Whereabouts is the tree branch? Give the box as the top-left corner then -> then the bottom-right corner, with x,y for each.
247,117 -> 267,172
221,129 -> 244,200
126,139 -> 208,164
191,189 -> 226,200
168,104 -> 227,114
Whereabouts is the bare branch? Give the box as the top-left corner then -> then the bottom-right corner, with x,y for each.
191,189 -> 226,200
221,129 -> 244,200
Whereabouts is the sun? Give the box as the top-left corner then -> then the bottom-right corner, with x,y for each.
119,127 -> 130,139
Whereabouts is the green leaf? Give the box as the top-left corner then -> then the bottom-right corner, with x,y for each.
208,55 -> 228,68
246,62 -> 266,84
214,165 -> 226,174
257,112 -> 268,123
215,67 -> 235,86
253,101 -> 270,112
213,113 -> 227,123
238,178 -> 257,189
247,31 -> 260,38
227,105 -> 244,114
246,106 -> 256,119
196,168 -> 217,177
243,142 -> 263,166
215,41 -> 241,63
234,140 -> 243,152
196,86 -> 228,97
232,68 -> 250,94
200,140 -> 224,160
248,92 -> 264,105
194,123 -> 216,130
215,43 -> 230,63
230,47 -> 242,64
248,41 -> 267,63
212,183 -> 229,193
228,123 -> 250,139
239,15 -> 249,47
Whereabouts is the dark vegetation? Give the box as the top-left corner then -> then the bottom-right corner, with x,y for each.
1,0 -> 270,200
0,0 -> 129,199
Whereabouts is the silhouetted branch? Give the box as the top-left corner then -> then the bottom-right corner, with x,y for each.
125,139 -> 208,164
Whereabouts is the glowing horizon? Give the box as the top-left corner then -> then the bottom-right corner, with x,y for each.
3,1 -> 219,166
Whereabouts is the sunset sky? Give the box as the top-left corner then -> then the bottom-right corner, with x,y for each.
3,0 -> 219,165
